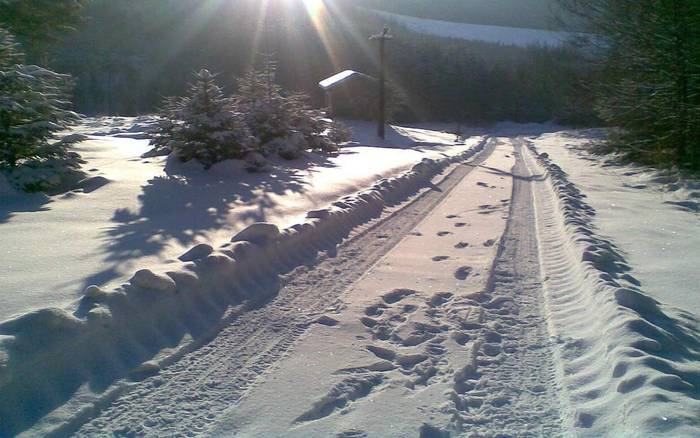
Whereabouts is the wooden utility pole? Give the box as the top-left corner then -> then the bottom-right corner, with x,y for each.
370,27 -> 393,139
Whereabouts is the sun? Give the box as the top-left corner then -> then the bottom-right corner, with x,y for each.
301,0 -> 324,18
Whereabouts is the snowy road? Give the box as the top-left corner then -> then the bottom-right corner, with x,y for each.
5,135 -> 700,437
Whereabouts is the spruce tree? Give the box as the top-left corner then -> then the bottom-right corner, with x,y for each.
235,70 -> 347,156
0,0 -> 87,60
0,28 -> 81,178
152,69 -> 252,169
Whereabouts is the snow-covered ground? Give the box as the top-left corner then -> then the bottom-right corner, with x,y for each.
0,118 -> 474,322
532,131 -> 700,318
2,124 -> 699,437
367,9 -> 575,47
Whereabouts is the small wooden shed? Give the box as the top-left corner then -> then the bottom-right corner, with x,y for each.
319,70 -> 377,120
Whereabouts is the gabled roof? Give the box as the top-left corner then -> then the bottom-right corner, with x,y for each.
319,70 -> 375,90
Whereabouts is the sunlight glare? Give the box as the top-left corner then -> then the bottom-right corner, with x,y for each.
302,0 -> 324,18
298,0 -> 344,71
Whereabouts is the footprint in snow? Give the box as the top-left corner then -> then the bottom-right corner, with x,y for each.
454,266 -> 473,281
382,288 -> 416,304
315,315 -> 340,327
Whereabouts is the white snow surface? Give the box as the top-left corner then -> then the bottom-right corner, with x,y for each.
367,9 -> 574,48
0,118 -> 475,322
532,131 -> 700,319
2,128 -> 699,437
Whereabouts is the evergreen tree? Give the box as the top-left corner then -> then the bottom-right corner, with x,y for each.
0,29 -> 81,178
235,70 -> 343,156
0,0 -> 88,60
151,69 -> 252,169
560,0 -> 700,168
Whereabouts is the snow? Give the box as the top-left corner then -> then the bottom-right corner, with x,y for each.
0,123 -> 488,437
319,70 -> 372,89
207,140 -> 536,437
3,123 -> 699,437
0,118 -> 477,323
531,131 -> 700,318
521,138 -> 700,436
367,9 -> 575,48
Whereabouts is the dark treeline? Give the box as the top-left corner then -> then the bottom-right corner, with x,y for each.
561,0 -> 700,169
45,0 -> 594,125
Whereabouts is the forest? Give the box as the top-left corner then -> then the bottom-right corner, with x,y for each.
40,0 -> 594,125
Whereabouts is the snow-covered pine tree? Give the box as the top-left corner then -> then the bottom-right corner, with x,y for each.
235,70 -> 293,145
235,70 -> 350,158
152,69 -> 252,169
0,28 -> 83,191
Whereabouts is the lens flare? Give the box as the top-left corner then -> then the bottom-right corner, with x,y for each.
300,0 -> 343,71
302,0 -> 324,18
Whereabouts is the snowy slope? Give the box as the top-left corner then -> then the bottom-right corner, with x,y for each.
368,9 -> 574,47
0,118 -> 475,322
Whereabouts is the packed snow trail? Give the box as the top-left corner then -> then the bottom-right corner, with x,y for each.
45,140 -> 499,437
207,138 -> 562,437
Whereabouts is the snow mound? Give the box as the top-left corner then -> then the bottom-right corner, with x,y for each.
525,141 -> 700,436
128,269 -> 177,294
231,223 -> 281,244
0,138 -> 488,436
178,244 -> 214,262
75,175 -> 111,193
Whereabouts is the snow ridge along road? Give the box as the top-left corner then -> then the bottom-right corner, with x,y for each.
521,140 -> 700,436
13,141 -> 493,437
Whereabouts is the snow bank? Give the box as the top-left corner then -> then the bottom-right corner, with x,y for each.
367,9 -> 574,48
0,138 -> 487,436
1,118 -> 480,324
524,142 -> 700,436
534,131 -> 700,317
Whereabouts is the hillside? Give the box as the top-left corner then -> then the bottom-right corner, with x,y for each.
349,0 -> 564,30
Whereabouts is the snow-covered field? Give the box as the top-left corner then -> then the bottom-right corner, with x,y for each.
0,118 -> 474,322
1,123 -> 698,437
367,9 -> 574,47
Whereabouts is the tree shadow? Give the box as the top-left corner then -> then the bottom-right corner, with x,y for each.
0,194 -> 52,224
82,154 -> 338,290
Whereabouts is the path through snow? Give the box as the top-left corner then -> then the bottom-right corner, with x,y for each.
2,130 -> 699,437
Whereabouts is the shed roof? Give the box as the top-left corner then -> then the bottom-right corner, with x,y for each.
319,70 -> 375,90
